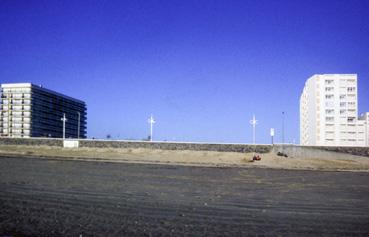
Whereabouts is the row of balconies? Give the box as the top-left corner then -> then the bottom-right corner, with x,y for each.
0,94 -> 32,99
1,88 -> 31,94
1,100 -> 32,105
0,125 -> 85,138
1,124 -> 31,129
3,90 -> 85,110
31,119 -> 86,131
32,103 -> 87,116
1,97 -> 86,113
31,125 -> 86,137
2,131 -> 31,136
1,117 -> 31,122
32,99 -> 86,112
0,113 -> 86,128
32,90 -> 85,107
1,111 -> 31,116
0,105 -> 31,111
0,119 -> 30,124
31,112 -> 87,125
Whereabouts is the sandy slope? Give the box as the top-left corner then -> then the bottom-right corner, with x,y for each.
0,145 -> 369,171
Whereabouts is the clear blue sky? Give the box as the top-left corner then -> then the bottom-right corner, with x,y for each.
1,0 -> 369,143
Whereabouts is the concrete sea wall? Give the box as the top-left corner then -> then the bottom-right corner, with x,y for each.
274,145 -> 369,158
0,138 -> 63,147
79,140 -> 272,153
0,138 -> 368,158
0,138 -> 272,153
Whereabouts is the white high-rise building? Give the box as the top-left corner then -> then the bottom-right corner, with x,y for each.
359,112 -> 369,146
0,83 -> 87,138
300,74 -> 367,146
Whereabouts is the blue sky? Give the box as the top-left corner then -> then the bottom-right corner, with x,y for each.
1,0 -> 369,143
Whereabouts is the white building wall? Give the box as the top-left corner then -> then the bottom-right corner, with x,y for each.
359,112 -> 369,146
300,76 -> 317,145
300,74 -> 367,146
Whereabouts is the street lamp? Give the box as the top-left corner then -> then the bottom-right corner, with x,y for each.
282,111 -> 285,153
77,111 -> 80,139
270,128 -> 275,145
148,115 -> 155,142
249,114 -> 257,156
282,111 -> 285,145
61,113 -> 67,140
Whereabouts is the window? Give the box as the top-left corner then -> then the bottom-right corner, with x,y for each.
347,87 -> 356,92
326,117 -> 334,122
325,94 -> 334,99
348,102 -> 355,107
326,101 -> 334,107
325,87 -> 334,92
325,80 -> 333,85
326,109 -> 334,114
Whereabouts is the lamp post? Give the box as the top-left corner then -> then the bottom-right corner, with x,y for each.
61,113 -> 67,140
77,111 -> 80,139
282,111 -> 285,153
270,128 -> 275,145
282,112 -> 285,145
148,115 -> 155,142
249,115 -> 257,156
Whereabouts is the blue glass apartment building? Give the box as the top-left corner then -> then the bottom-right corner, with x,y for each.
0,83 -> 87,138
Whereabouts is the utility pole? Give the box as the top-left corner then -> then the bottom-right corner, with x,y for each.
7,94 -> 10,136
148,115 -> 155,142
61,113 -> 67,140
77,111 -> 80,139
282,111 -> 285,153
282,112 -> 285,145
270,128 -> 275,145
249,115 -> 257,156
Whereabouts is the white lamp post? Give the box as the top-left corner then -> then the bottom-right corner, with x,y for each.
270,128 -> 275,145
61,113 -> 67,140
148,115 -> 155,142
249,114 -> 257,156
77,111 -> 80,139
282,111 -> 285,145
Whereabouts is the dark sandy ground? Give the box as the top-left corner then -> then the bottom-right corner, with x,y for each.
1,145 -> 369,171
1,156 -> 369,236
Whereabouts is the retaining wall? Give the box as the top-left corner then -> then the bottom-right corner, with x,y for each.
1,138 -> 368,158
0,138 -> 272,153
0,138 -> 63,147
273,145 -> 369,158
79,140 -> 272,153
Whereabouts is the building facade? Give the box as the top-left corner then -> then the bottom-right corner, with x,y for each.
0,83 -> 87,138
300,74 -> 367,146
359,112 -> 369,146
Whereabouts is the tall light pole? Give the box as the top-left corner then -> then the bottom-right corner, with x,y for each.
249,114 -> 257,156
148,115 -> 155,142
282,111 -> 285,145
61,113 -> 67,140
270,128 -> 275,145
282,111 -> 285,153
77,111 -> 80,139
